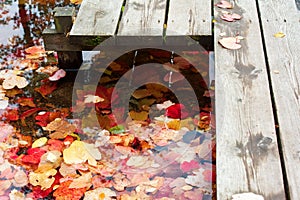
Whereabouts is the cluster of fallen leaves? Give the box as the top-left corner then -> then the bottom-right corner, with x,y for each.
0,45 -> 215,199
215,1 -> 245,50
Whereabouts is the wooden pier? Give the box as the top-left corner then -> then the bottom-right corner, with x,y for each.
43,0 -> 300,199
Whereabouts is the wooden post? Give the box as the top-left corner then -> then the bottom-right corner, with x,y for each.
43,7 -> 83,69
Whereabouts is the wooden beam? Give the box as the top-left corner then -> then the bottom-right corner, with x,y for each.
214,0 -> 286,199
257,0 -> 300,199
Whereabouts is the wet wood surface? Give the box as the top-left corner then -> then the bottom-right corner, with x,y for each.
257,0 -> 300,199
214,0 -> 286,199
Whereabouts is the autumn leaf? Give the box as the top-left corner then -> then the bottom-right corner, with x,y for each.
53,180 -> 86,200
69,172 -> 92,189
2,75 -> 29,89
83,187 -> 116,200
63,140 -> 101,166
29,169 -> 57,190
35,79 -> 58,97
274,32 -> 285,38
16,97 -> 36,107
32,137 -> 48,148
215,0 -> 233,8
220,12 -> 242,22
70,0 -> 83,4
180,160 -> 200,173
48,69 -> 66,81
165,104 -> 189,119
129,110 -> 149,121
219,36 -> 242,50
43,118 -> 76,139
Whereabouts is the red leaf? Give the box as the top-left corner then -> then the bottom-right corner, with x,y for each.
47,139 -> 64,151
20,108 -> 43,120
180,160 -> 200,173
165,104 -> 189,119
21,148 -> 47,164
53,180 -> 86,200
16,97 -> 36,107
202,169 -> 216,182
35,80 -> 57,96
3,109 -> 19,121
95,86 -> 119,110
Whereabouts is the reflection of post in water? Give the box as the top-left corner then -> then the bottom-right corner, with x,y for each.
18,0 -> 33,46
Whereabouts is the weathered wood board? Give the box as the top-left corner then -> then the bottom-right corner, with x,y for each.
118,0 -> 167,36
214,0 -> 286,199
70,0 -> 123,36
166,0 -> 211,36
257,0 -> 300,199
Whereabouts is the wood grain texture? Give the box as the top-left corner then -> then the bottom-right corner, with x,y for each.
166,0 -> 211,36
257,0 -> 300,199
214,0 -> 286,199
70,0 -> 123,36
117,0 -> 167,36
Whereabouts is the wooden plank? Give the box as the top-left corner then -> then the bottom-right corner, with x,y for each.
214,0 -> 286,199
257,0 -> 300,199
70,0 -> 123,36
117,0 -> 167,36
166,0 -> 211,36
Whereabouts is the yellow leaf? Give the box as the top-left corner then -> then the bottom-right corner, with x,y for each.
29,169 -> 57,190
70,0 -> 82,4
63,141 -> 101,166
129,111 -> 149,121
274,32 -> 285,38
69,172 -> 92,189
32,137 -> 48,148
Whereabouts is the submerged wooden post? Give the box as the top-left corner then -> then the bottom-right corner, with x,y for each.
43,7 -> 83,69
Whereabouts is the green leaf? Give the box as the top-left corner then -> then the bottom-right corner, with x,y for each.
109,125 -> 126,134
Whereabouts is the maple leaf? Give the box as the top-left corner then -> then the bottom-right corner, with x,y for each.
53,180 -> 86,200
63,141 -> 101,166
35,79 -> 57,97
165,104 -> 189,119
29,169 -> 57,190
43,118 -> 76,139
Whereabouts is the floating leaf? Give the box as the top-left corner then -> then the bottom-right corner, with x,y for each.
69,172 -> 92,189
29,169 -> 57,190
63,141 -> 101,166
49,69 -> 66,81
32,137 -> 48,148
156,100 -> 175,110
109,125 -> 126,134
273,32 -> 285,38
43,118 -> 76,139
83,187 -> 116,200
53,180 -> 86,200
180,160 -> 200,173
16,97 -> 36,107
2,75 -> 29,89
129,110 -> 149,121
84,94 -> 104,104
